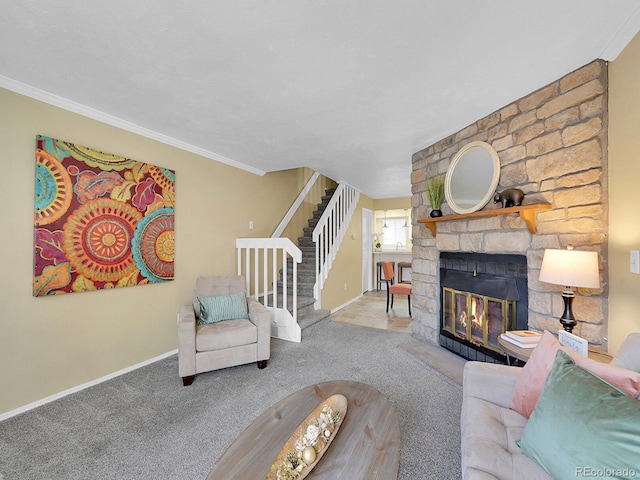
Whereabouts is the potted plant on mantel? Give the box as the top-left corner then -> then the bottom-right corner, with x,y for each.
426,174 -> 445,217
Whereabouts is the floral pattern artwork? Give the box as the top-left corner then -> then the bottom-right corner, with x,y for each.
33,135 -> 176,296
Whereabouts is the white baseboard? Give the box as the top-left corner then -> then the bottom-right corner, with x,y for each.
0,349 -> 178,422
330,294 -> 364,314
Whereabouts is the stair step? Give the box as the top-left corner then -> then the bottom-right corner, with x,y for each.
276,275 -> 316,284
280,274 -> 316,285
281,272 -> 315,283
299,309 -> 330,330
281,261 -> 315,272
297,237 -> 315,247
283,263 -> 315,273
284,272 -> 315,282
277,285 -> 315,298
256,294 -> 327,328
259,294 -> 316,316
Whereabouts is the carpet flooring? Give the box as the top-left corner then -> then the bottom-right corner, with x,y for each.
0,319 -> 462,479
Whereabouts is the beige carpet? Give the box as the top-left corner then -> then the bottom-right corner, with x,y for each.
330,290 -> 466,386
0,319 -> 463,480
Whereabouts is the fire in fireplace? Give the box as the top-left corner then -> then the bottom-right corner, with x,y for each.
439,252 -> 528,363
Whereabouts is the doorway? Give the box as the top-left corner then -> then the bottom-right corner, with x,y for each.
362,208 -> 373,292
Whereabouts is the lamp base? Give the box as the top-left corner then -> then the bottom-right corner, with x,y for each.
560,289 -> 577,333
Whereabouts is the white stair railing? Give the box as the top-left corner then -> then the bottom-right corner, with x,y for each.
312,183 -> 360,308
236,238 -> 302,342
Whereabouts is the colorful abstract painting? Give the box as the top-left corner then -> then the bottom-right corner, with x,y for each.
33,135 -> 176,296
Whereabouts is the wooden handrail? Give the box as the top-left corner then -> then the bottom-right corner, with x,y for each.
417,203 -> 552,236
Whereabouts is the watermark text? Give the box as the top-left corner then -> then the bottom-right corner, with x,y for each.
576,466 -> 636,478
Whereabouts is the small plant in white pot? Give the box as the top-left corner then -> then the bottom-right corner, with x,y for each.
373,233 -> 382,250
426,174 -> 445,217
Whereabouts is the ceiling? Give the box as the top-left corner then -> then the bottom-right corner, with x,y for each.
2,1 -> 640,199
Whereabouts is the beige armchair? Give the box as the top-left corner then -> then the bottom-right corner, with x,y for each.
178,275 -> 271,386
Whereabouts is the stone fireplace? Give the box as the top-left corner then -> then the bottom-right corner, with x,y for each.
410,60 -> 609,355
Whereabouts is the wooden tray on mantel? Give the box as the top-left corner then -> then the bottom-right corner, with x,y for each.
418,203 -> 551,236
267,394 -> 347,480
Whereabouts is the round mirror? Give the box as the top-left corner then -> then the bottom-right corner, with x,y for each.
445,141 -> 500,214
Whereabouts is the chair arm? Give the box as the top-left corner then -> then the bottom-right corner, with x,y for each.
178,303 -> 197,377
247,297 -> 270,328
463,361 -> 521,409
247,297 -> 271,361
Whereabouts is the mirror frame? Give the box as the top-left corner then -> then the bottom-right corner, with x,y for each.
444,141 -> 501,214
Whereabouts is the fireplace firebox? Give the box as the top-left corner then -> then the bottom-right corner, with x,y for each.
439,252 -> 528,363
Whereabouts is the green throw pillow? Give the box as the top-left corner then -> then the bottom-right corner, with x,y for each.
197,291 -> 249,324
517,350 -> 640,479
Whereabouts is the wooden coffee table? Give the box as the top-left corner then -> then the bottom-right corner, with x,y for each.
207,380 -> 400,479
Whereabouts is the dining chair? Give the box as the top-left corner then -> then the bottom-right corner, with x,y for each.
381,261 -> 412,316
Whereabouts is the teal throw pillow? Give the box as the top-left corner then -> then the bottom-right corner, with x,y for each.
517,350 -> 640,479
197,291 -> 249,324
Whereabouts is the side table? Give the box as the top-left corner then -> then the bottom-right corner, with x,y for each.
498,335 -> 613,366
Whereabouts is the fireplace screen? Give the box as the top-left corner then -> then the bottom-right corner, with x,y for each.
443,287 -> 516,353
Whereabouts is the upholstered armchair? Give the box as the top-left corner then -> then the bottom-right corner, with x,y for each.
178,275 -> 271,386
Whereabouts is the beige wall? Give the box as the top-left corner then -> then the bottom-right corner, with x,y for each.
0,89 -> 323,414
280,170 -> 337,242
609,32 -> 640,354
373,197 -> 411,211
321,195 -> 375,311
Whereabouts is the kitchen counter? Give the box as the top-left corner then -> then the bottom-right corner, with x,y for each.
373,251 -> 412,288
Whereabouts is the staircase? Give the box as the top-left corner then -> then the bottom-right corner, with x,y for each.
237,181 -> 359,342
277,188 -> 336,330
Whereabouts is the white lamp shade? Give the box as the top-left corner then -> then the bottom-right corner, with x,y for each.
539,248 -> 600,289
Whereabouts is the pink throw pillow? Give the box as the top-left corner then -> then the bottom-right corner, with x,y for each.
509,330 -> 640,418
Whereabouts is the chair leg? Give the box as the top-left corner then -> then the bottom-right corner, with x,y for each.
182,375 -> 195,386
391,293 -> 394,309
385,283 -> 390,312
257,360 -> 268,369
408,295 -> 412,317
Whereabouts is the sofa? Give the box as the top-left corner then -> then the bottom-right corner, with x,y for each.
461,332 -> 640,479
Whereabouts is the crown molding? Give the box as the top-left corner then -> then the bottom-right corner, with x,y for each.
600,4 -> 640,61
0,75 -> 266,176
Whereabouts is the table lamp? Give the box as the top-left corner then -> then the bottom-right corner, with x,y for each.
538,246 -> 600,333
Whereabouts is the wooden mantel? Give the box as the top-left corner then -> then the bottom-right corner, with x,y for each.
417,203 -> 552,237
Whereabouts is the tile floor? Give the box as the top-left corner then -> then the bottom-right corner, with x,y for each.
330,290 -> 467,385
330,290 -> 412,333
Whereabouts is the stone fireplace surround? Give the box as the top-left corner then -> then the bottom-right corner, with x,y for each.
410,60 -> 608,351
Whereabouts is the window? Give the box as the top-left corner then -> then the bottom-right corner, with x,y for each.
374,209 -> 411,249
382,218 -> 407,248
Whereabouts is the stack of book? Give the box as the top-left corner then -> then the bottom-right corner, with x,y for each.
500,330 -> 543,349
